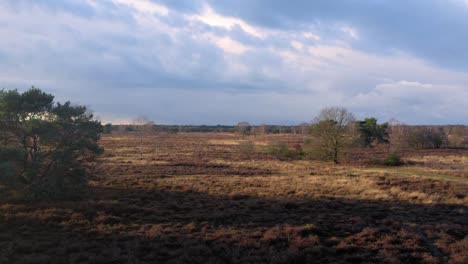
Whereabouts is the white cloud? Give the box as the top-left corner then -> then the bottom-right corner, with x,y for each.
349,81 -> 468,123
290,40 -> 304,50
209,35 -> 251,54
341,26 -> 359,39
188,4 -> 266,38
111,0 -> 169,16
303,32 -> 321,41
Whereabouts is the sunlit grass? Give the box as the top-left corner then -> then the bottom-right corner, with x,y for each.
363,167 -> 468,183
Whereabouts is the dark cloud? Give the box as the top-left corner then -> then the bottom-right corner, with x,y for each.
1,0 -> 468,124
203,0 -> 468,70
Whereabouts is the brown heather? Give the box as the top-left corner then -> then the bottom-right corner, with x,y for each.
0,133 -> 467,263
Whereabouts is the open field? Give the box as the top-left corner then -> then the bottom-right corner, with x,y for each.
1,133 -> 467,264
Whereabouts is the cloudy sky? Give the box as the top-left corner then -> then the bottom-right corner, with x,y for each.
1,0 -> 468,125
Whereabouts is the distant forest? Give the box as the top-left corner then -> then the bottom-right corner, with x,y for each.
106,123 -> 468,149
109,124 -> 301,134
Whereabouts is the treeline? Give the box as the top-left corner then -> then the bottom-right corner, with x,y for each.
103,122 -> 468,149
104,124 -> 310,134
384,123 -> 468,150
107,124 -> 235,133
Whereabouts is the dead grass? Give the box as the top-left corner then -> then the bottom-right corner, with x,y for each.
0,133 -> 467,263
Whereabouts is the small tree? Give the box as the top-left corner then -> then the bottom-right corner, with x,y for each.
254,124 -> 267,138
356,118 -> 388,147
0,87 -> 103,199
235,122 -> 251,139
305,107 -> 357,164
387,119 -> 410,154
132,116 -> 155,159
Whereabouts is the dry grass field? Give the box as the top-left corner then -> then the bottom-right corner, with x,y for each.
1,133 -> 467,264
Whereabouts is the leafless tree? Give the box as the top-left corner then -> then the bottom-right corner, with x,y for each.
235,121 -> 251,139
305,107 -> 357,164
407,126 -> 447,149
253,124 -> 267,139
132,116 -> 155,159
387,119 -> 410,154
133,116 -> 155,133
449,125 -> 467,147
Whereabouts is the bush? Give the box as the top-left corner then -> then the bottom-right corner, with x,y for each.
103,123 -> 113,134
238,141 -> 256,159
266,142 -> 303,160
384,154 -> 404,166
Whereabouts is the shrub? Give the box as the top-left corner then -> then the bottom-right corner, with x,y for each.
384,154 -> 404,166
103,123 -> 113,134
238,140 -> 256,159
266,142 -> 303,160
266,142 -> 290,159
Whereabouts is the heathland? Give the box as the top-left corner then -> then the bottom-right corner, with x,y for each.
1,132 -> 466,263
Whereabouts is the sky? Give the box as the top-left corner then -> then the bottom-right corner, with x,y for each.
1,0 -> 468,125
